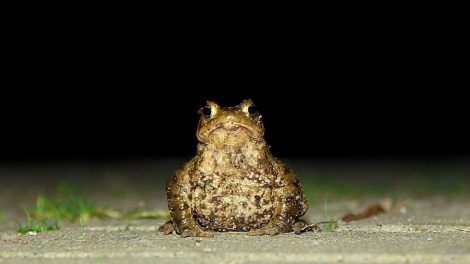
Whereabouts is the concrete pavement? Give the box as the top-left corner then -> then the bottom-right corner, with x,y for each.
1,160 -> 469,263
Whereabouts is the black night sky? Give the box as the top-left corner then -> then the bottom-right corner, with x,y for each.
1,22 -> 467,162
1,87 -> 468,162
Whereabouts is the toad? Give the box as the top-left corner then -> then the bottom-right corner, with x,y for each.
159,99 -> 308,237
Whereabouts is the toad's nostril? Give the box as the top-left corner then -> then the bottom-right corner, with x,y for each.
226,115 -> 235,122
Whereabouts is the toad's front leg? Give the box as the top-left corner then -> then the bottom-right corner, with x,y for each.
166,171 -> 213,238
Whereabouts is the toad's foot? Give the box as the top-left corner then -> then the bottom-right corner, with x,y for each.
248,220 -> 317,236
292,220 -> 321,234
180,228 -> 214,238
247,226 -> 284,236
158,221 -> 213,237
158,221 -> 175,235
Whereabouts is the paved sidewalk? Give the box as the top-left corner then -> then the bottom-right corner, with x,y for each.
1,160 -> 469,263
2,199 -> 469,263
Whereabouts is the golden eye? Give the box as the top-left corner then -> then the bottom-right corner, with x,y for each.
199,101 -> 219,118
247,105 -> 257,115
202,106 -> 211,117
242,103 -> 258,116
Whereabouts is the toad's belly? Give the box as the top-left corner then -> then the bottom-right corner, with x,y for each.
191,178 -> 275,231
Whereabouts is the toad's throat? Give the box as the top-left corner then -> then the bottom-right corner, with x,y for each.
199,143 -> 267,169
202,130 -> 266,155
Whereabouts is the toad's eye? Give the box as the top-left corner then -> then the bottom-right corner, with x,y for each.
199,101 -> 219,118
202,106 -> 212,117
248,105 -> 257,115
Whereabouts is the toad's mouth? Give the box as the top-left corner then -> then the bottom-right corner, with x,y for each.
207,122 -> 260,136
197,119 -> 264,143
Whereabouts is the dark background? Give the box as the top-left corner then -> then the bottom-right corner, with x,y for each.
1,16 -> 468,162
1,89 -> 468,162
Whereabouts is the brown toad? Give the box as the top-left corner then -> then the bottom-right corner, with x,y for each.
159,99 -> 308,237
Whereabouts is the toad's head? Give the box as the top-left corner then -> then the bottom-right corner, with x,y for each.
196,99 -> 265,147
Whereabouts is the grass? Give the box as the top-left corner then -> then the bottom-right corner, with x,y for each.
17,218 -> 60,234
15,180 -> 170,234
0,212 -> 5,222
16,207 -> 60,234
124,209 -> 170,219
301,174 -> 386,202
30,180 -> 106,224
15,180 -> 103,234
32,194 -> 170,223
300,164 -> 470,202
121,224 -> 133,231
322,194 -> 335,232
408,175 -> 468,197
34,195 -> 105,224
